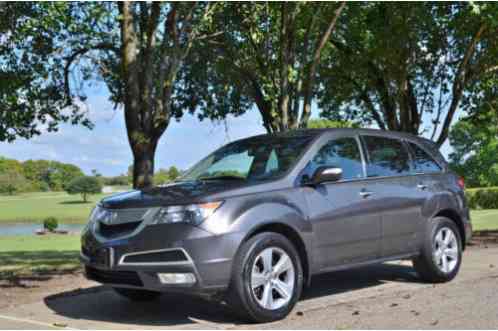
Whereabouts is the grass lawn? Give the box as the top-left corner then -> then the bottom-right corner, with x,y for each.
471,209 -> 498,231
0,235 -> 80,278
0,191 -> 117,224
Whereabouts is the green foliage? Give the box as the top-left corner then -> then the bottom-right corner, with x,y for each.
318,3 -> 498,146
103,175 -> 130,186
188,2 -> 346,132
466,187 -> 498,209
0,3 -> 94,142
66,176 -> 102,202
449,102 -> 498,188
0,169 -> 29,195
153,166 -> 182,185
20,159 -> 84,191
307,119 -> 357,129
43,216 -> 59,232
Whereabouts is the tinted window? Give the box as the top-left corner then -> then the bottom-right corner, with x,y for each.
309,138 -> 364,180
409,142 -> 442,173
363,136 -> 411,177
181,135 -> 314,182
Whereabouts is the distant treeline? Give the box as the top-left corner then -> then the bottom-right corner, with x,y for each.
0,156 -> 182,195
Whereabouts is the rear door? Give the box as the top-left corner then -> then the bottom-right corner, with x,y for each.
302,135 -> 382,269
361,135 -> 422,257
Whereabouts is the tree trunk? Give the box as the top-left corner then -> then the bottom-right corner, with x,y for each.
131,142 -> 157,189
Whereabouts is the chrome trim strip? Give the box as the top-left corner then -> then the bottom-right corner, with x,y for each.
118,248 -> 194,266
109,247 -> 115,267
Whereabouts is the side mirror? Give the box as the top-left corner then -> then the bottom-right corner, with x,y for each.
311,166 -> 343,185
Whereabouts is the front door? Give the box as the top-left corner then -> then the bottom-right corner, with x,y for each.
302,136 -> 382,270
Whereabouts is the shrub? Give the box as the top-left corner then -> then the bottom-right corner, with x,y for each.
66,176 -> 102,202
43,217 -> 59,232
466,187 -> 498,209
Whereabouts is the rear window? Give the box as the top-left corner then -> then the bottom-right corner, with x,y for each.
362,136 -> 411,177
408,142 -> 442,174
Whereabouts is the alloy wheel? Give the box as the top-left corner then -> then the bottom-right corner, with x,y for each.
432,227 -> 459,273
250,247 -> 295,310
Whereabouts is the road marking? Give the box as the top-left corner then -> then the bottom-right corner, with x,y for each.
0,314 -> 78,330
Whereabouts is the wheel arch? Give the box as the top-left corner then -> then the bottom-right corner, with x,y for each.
243,222 -> 312,286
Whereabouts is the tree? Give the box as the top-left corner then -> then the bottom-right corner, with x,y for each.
0,169 -> 28,195
307,119 -> 357,129
449,91 -> 498,187
22,160 -> 84,191
66,176 -> 102,202
153,166 -> 181,185
0,3 -> 93,142
187,2 -> 346,133
2,2 -> 219,189
318,3 -> 498,147
167,166 -> 181,181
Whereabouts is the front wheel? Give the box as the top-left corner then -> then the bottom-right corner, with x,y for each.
227,232 -> 304,323
412,217 -> 462,283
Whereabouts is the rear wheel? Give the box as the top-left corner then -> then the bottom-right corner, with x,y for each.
412,217 -> 462,283
227,232 -> 303,323
112,287 -> 161,301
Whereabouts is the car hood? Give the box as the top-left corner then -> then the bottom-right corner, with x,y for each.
100,180 -> 248,209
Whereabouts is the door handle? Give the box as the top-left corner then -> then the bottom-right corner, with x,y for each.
417,184 -> 428,190
359,190 -> 374,198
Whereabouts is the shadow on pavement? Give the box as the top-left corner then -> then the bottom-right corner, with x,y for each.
44,262 -> 420,327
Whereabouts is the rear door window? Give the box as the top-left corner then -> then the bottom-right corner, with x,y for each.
309,137 -> 364,181
362,136 -> 411,177
408,142 -> 442,174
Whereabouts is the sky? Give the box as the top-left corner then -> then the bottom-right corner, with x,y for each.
0,85 -> 269,176
0,84 -> 457,177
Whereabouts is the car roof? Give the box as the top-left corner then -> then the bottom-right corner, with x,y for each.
249,128 -> 437,147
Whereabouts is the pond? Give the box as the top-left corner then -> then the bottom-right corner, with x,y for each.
0,223 -> 85,236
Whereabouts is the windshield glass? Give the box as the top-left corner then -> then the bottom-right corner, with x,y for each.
180,135 -> 315,182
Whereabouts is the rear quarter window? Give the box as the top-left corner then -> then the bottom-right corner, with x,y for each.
408,142 -> 442,174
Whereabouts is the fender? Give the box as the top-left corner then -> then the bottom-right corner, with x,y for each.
200,191 -> 315,280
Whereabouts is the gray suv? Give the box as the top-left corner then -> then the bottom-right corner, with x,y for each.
81,128 -> 472,322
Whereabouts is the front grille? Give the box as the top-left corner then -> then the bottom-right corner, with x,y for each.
109,208 -> 148,223
85,266 -> 143,287
98,221 -> 141,239
122,250 -> 189,264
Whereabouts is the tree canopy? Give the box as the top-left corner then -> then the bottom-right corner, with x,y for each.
2,2 -> 497,190
449,89 -> 498,187
317,2 -> 498,147
66,176 -> 102,202
0,3 -> 94,142
187,2 -> 345,133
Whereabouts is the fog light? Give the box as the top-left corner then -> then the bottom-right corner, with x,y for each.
157,273 -> 196,284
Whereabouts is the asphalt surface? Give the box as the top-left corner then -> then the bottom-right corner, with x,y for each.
0,246 -> 497,330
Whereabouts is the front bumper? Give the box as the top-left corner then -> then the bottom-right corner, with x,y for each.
80,222 -> 244,295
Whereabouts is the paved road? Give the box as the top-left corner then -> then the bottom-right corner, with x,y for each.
1,246 -> 497,330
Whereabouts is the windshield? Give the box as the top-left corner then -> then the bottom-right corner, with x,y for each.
180,135 -> 315,182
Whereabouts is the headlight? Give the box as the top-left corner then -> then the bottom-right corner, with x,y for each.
150,201 -> 223,226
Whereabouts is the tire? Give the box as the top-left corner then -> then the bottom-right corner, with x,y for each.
112,287 -> 161,301
227,232 -> 304,323
412,217 -> 462,283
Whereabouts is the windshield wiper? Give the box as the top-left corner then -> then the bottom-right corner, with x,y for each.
198,175 -> 246,181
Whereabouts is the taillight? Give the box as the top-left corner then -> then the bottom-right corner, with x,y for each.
457,177 -> 465,189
